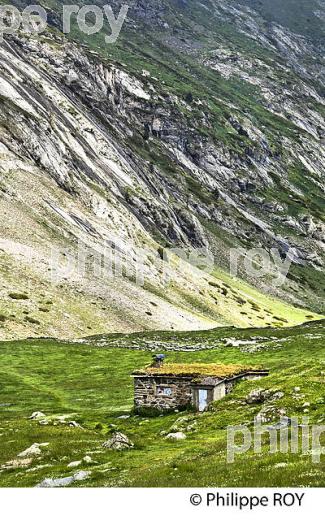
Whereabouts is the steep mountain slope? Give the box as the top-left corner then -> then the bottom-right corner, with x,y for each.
47,0 -> 325,302
0,1 -> 324,339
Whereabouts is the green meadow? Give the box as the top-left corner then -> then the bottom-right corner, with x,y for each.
0,320 -> 325,487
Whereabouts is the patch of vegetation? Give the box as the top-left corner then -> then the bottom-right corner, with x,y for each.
24,316 -> 41,325
136,362 -> 261,377
8,293 -> 29,300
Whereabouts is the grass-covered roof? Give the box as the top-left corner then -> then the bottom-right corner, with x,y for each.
134,363 -> 262,378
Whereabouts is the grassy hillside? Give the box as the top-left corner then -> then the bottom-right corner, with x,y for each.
1,320 -> 325,487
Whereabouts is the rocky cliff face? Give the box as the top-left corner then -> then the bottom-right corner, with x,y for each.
0,1 -> 324,338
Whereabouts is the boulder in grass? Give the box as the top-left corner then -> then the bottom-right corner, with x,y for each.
36,470 -> 91,488
166,432 -> 186,441
68,421 -> 83,429
17,443 -> 49,458
102,432 -> 134,450
37,476 -> 74,488
67,460 -> 82,468
1,458 -> 33,470
271,392 -> 285,401
39,419 -> 50,426
245,389 -> 272,404
29,411 -> 46,420
74,470 -> 91,481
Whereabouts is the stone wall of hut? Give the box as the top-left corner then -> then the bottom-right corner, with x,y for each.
134,376 -> 193,411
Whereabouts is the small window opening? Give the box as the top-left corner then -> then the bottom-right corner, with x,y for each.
157,386 -> 173,396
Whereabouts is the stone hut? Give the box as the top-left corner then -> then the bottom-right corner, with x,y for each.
132,359 -> 268,413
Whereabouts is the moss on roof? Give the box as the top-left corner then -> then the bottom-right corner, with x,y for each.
134,363 -> 262,378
